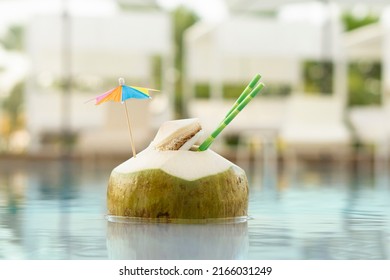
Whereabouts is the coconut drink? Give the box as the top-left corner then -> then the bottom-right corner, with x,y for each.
107,118 -> 248,220
106,74 -> 264,222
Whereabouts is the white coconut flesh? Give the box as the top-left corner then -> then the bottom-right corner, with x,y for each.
112,117 -> 241,181
178,130 -> 203,151
151,118 -> 202,151
113,147 -> 240,181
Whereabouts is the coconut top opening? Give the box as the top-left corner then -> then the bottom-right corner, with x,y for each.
151,118 -> 202,151
113,147 -> 241,181
113,118 -> 242,180
151,118 -> 203,151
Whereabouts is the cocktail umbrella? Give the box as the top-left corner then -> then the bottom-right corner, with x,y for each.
91,78 -> 157,158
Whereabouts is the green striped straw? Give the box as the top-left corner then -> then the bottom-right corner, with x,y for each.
198,82 -> 265,151
224,73 -> 261,118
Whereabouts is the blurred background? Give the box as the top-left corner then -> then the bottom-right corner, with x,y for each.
0,0 -> 389,161
0,0 -> 390,260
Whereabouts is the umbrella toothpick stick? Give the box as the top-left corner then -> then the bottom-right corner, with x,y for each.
89,77 -> 155,158
124,100 -> 137,158
119,77 -> 137,158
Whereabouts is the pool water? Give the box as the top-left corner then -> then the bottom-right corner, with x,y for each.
0,159 -> 389,259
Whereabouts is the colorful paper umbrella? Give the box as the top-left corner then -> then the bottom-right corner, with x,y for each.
91,78 -> 157,158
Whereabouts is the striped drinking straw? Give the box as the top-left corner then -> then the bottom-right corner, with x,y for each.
198,81 -> 265,151
224,73 -> 261,118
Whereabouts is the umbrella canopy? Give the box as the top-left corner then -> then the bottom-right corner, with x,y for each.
90,78 -> 158,158
94,78 -> 155,105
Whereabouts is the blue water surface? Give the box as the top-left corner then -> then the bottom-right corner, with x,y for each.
0,158 -> 389,259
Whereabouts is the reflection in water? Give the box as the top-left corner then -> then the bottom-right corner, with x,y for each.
246,160 -> 390,260
0,159 -> 109,259
0,162 -> 27,259
337,164 -> 389,260
106,221 -> 248,260
0,159 -> 389,259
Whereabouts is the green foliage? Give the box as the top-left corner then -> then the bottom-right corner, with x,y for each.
302,59 -> 381,106
223,83 -> 246,99
193,82 -> 290,100
171,6 -> 199,116
2,82 -> 25,131
0,25 -> 24,51
342,11 -> 379,31
303,60 -> 333,95
194,83 -> 210,99
222,83 -> 289,99
348,61 -> 381,106
172,6 -> 199,70
341,10 -> 381,106
151,55 -> 162,89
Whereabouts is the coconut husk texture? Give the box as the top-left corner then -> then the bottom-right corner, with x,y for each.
107,166 -> 248,220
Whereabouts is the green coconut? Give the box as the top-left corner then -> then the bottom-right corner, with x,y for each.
107,119 -> 249,221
